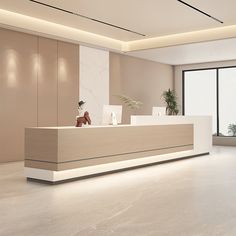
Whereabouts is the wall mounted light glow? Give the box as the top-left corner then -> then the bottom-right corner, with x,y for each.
33,53 -> 41,82
7,72 -> 17,88
7,49 -> 17,88
58,58 -> 67,82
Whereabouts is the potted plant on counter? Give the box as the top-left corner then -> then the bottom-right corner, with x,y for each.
162,89 -> 179,115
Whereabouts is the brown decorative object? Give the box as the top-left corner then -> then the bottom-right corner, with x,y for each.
76,111 -> 91,127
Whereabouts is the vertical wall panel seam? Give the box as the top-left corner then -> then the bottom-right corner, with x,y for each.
182,70 -> 185,115
108,50 -> 110,104
77,45 -> 80,100
172,66 -> 175,91
37,36 -> 39,127
57,40 -> 59,126
216,69 -> 219,136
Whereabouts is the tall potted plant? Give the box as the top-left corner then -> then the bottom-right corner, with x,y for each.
228,123 -> 236,136
162,89 -> 179,115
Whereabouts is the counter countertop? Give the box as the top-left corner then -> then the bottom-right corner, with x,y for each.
25,123 -> 185,129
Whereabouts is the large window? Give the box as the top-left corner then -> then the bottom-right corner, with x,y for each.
184,70 -> 217,134
183,66 -> 236,137
219,68 -> 236,136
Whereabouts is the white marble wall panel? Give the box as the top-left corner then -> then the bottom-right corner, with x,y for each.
79,46 -> 109,125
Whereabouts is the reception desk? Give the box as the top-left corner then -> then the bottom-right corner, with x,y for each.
25,116 -> 212,183
25,123 -> 196,183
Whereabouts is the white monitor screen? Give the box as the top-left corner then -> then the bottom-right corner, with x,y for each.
102,105 -> 122,125
152,107 -> 166,116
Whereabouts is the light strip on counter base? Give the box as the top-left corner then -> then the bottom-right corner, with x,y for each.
25,150 -> 194,182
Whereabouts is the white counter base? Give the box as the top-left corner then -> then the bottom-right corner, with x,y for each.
25,149 -> 208,183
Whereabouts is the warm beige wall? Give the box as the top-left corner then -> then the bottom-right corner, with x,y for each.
38,37 -> 58,126
0,28 -> 173,162
57,41 -> 79,126
174,60 -> 236,114
110,53 -> 174,123
0,28 -> 79,163
0,28 -> 37,163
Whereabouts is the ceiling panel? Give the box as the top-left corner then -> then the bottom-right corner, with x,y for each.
187,0 -> 236,24
0,0 -> 236,41
127,38 -> 236,65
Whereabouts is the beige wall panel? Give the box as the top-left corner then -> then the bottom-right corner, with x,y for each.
110,53 -> 173,123
38,37 -> 58,126
0,28 -> 37,162
0,27 -> 81,163
109,52 -> 122,104
58,42 -> 79,126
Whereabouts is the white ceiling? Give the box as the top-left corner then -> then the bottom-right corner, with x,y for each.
1,0 -> 236,41
127,38 -> 236,65
1,0 -> 236,65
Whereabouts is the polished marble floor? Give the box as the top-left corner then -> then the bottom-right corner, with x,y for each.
1,146 -> 236,236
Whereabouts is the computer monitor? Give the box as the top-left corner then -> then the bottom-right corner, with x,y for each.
152,107 -> 166,116
102,105 -> 122,125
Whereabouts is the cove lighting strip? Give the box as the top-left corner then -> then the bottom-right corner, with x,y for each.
1,8 -> 236,52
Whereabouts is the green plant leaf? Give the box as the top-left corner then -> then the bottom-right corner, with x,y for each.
116,94 -> 143,110
161,89 -> 179,115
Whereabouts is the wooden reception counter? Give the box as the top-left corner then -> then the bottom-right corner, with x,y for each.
25,124 -> 194,182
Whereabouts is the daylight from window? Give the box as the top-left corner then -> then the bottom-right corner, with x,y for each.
184,69 -> 217,134
184,67 -> 236,137
219,68 -> 236,136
